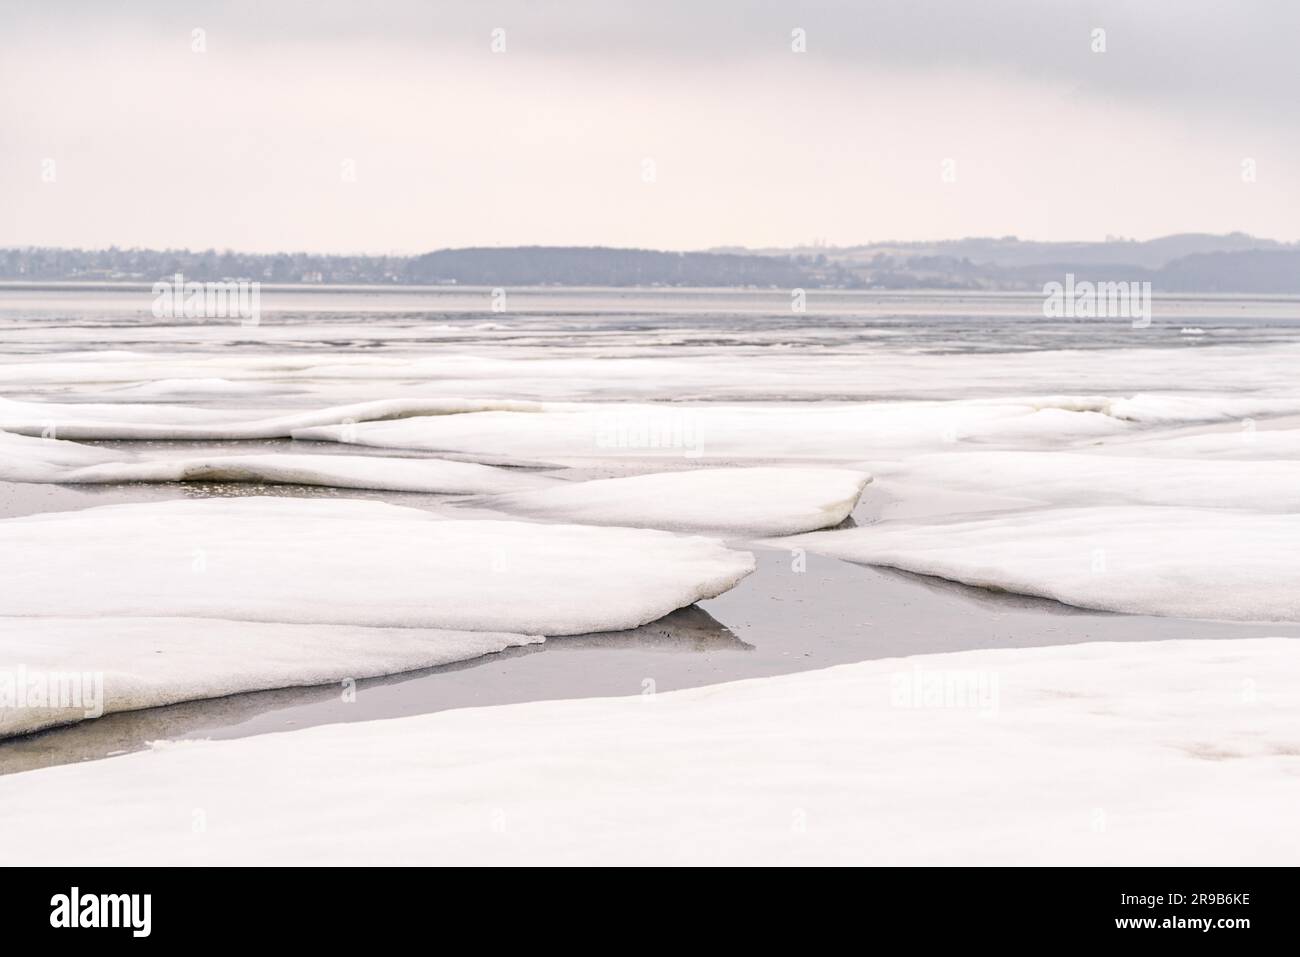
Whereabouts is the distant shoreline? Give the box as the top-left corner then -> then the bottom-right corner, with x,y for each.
1,281 -> 1298,303
5,237 -> 1300,293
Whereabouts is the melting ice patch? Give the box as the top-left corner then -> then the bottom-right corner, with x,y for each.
104,377 -> 291,398
775,507 -> 1300,621
0,638 -> 1295,864
0,618 -> 541,738
0,430 -> 556,494
293,393 -> 1300,463
1096,426 -> 1300,460
0,396 -> 548,441
4,391 -> 1295,452
6,343 -> 1300,407
862,451 -> 1300,511
0,498 -> 755,735
0,498 -> 754,634
292,399 -> 1135,462
482,467 -> 871,536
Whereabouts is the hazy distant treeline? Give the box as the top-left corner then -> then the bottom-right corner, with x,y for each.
2,236 -> 1296,292
0,246 -> 849,288
0,248 -> 410,285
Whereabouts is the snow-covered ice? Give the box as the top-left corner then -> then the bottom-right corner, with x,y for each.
0,617 -> 541,738
6,387 -> 1296,460
0,637 -> 1294,865
0,428 -> 123,470
0,497 -> 754,735
0,396 -> 547,441
482,467 -> 871,535
292,392 -> 1300,464
6,340 -> 1300,407
292,398 -> 1138,462
0,430 -> 556,494
0,498 -> 754,633
862,450 -> 1300,510
1098,425 -> 1300,460
105,377 -> 291,398
5,291 -> 1300,865
47,452 -> 554,494
776,507 -> 1300,621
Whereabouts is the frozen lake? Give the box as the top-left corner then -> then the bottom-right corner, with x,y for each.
2,284 -> 1299,772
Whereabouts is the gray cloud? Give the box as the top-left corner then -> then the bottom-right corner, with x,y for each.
1,0 -> 1295,250
10,0 -> 1296,115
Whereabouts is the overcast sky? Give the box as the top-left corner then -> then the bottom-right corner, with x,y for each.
2,0 -> 1296,253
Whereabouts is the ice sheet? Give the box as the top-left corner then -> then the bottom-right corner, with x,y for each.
0,396 -> 548,440
776,506 -> 1300,620
482,467 -> 871,535
0,498 -> 756,633
0,638 -> 1293,864
6,341 -> 1300,406
863,451 -> 1300,510
0,617 -> 541,738
292,398 -> 1145,462
0,430 -> 556,494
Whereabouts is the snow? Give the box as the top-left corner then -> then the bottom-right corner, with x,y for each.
481,467 -> 871,535
1103,392 -> 1300,426
0,396 -> 547,441
1098,426 -> 1300,460
6,298 -> 1300,863
4,387 -> 1295,456
0,637 -> 1294,865
0,428 -> 122,470
71,453 -> 555,494
0,498 -> 755,634
0,617 -> 540,738
291,398 -> 1136,462
0,430 -> 557,494
291,392 -> 1300,464
862,451 -> 1300,510
776,506 -> 1300,621
105,377 -> 287,397
6,341 -> 1300,407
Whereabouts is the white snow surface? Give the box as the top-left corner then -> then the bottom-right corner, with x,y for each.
483,467 -> 871,535
292,393 -> 1300,463
0,396 -> 547,440
0,498 -> 755,634
1,638 -> 1295,865
1099,426 -> 1300,460
4,390 -> 1295,456
0,430 -> 556,494
291,399 -> 1125,462
862,451 -> 1300,511
0,617 -> 541,738
6,342 -> 1300,407
776,506 -> 1300,621
106,377 -> 288,398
